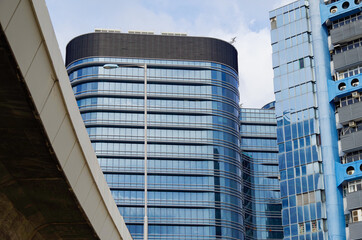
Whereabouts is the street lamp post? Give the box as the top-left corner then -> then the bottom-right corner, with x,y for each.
142,64 -> 148,240
103,63 -> 148,240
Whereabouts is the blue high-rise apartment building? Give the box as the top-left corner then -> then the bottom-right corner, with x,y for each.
270,0 -> 362,239
240,102 -> 283,240
65,31 -> 243,240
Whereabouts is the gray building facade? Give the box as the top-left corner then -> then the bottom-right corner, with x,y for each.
240,102 -> 283,240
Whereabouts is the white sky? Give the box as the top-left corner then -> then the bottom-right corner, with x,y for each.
45,0 -> 295,108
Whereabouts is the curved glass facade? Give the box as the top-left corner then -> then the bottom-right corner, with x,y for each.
67,56 -> 243,240
240,106 -> 283,240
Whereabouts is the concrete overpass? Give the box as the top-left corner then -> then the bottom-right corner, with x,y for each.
0,0 -> 132,239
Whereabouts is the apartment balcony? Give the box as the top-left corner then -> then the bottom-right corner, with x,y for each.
334,45 -> 362,71
349,221 -> 362,239
340,130 -> 362,152
331,17 -> 362,45
337,100 -> 362,124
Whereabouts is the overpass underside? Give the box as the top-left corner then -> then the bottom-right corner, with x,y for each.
0,23 -> 98,240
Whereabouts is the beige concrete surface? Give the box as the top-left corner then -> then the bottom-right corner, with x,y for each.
0,0 -> 133,239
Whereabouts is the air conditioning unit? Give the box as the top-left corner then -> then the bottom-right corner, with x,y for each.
347,168 -> 355,175
330,8 -> 337,14
352,91 -> 360,98
352,209 -> 362,222
349,121 -> 357,128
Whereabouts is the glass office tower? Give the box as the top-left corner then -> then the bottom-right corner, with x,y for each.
240,102 -> 283,240
270,0 -> 362,239
65,31 -> 243,240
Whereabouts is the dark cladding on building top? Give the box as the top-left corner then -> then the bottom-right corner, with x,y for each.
65,32 -> 238,72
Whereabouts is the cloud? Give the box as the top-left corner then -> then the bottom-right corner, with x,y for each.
236,28 -> 275,108
45,0 -> 281,108
209,24 -> 275,108
272,0 -> 297,9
